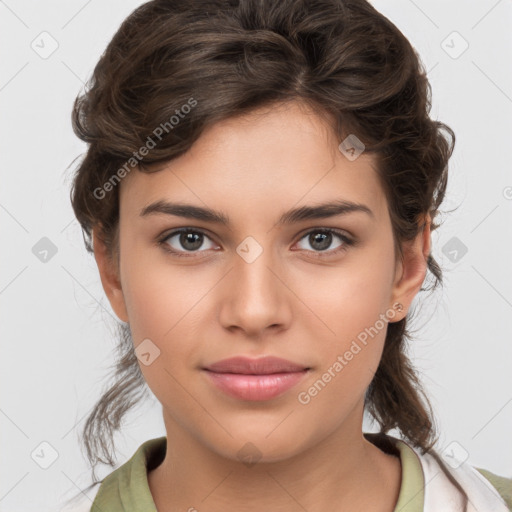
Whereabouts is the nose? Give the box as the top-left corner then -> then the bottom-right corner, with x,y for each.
218,244 -> 292,338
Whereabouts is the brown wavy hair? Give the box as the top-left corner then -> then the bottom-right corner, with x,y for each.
68,0 -> 455,489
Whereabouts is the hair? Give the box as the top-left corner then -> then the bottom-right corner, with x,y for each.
68,0 -> 455,490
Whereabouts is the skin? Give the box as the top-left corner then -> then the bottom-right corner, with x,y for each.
94,100 -> 431,511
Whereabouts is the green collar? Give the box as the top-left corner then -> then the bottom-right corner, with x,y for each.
91,437 -> 165,512
91,435 -> 425,512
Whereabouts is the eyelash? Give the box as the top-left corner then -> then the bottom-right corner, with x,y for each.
157,227 -> 356,259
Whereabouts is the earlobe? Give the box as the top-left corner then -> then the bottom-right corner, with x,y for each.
92,227 -> 129,323
389,215 -> 431,321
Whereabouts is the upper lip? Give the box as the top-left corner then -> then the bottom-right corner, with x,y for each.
203,356 -> 310,375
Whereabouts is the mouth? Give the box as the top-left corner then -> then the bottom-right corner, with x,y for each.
203,355 -> 310,374
202,356 -> 311,401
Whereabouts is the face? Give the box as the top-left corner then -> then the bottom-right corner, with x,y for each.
95,100 -> 428,463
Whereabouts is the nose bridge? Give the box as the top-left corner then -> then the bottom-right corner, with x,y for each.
219,234 -> 290,334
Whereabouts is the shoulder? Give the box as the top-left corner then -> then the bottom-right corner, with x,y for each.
412,443 -> 512,511
85,437 -> 165,511
54,437 -> 164,512
383,434 -> 512,511
475,467 -> 512,510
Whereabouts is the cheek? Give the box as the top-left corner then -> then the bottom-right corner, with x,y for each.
296,239 -> 396,346
294,278 -> 391,424
292,242 -> 395,399
118,239 -> 217,394
119,230 -> 204,339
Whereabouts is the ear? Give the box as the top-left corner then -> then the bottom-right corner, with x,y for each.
389,215 -> 431,322
92,226 -> 129,323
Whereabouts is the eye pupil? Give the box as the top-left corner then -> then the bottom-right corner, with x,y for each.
181,231 -> 203,251
310,232 -> 331,251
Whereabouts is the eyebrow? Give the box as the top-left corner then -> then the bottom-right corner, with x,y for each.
139,199 -> 374,226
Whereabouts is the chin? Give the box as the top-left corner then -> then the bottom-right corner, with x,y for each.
205,425 -> 313,465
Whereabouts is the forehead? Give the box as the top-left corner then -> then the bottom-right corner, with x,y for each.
119,101 -> 388,221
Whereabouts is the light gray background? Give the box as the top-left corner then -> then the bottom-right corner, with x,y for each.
1,1 -> 511,510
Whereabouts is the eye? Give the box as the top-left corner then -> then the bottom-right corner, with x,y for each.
159,228 -> 218,257
294,228 -> 355,257
158,227 -> 355,258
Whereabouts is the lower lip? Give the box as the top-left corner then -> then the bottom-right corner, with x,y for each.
203,370 -> 309,401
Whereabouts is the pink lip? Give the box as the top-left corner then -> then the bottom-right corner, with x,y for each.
202,356 -> 311,401
204,356 -> 309,374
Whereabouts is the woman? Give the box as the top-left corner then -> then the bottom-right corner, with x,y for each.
63,0 -> 512,510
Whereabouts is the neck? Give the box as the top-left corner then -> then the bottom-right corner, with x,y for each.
148,404 -> 402,512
